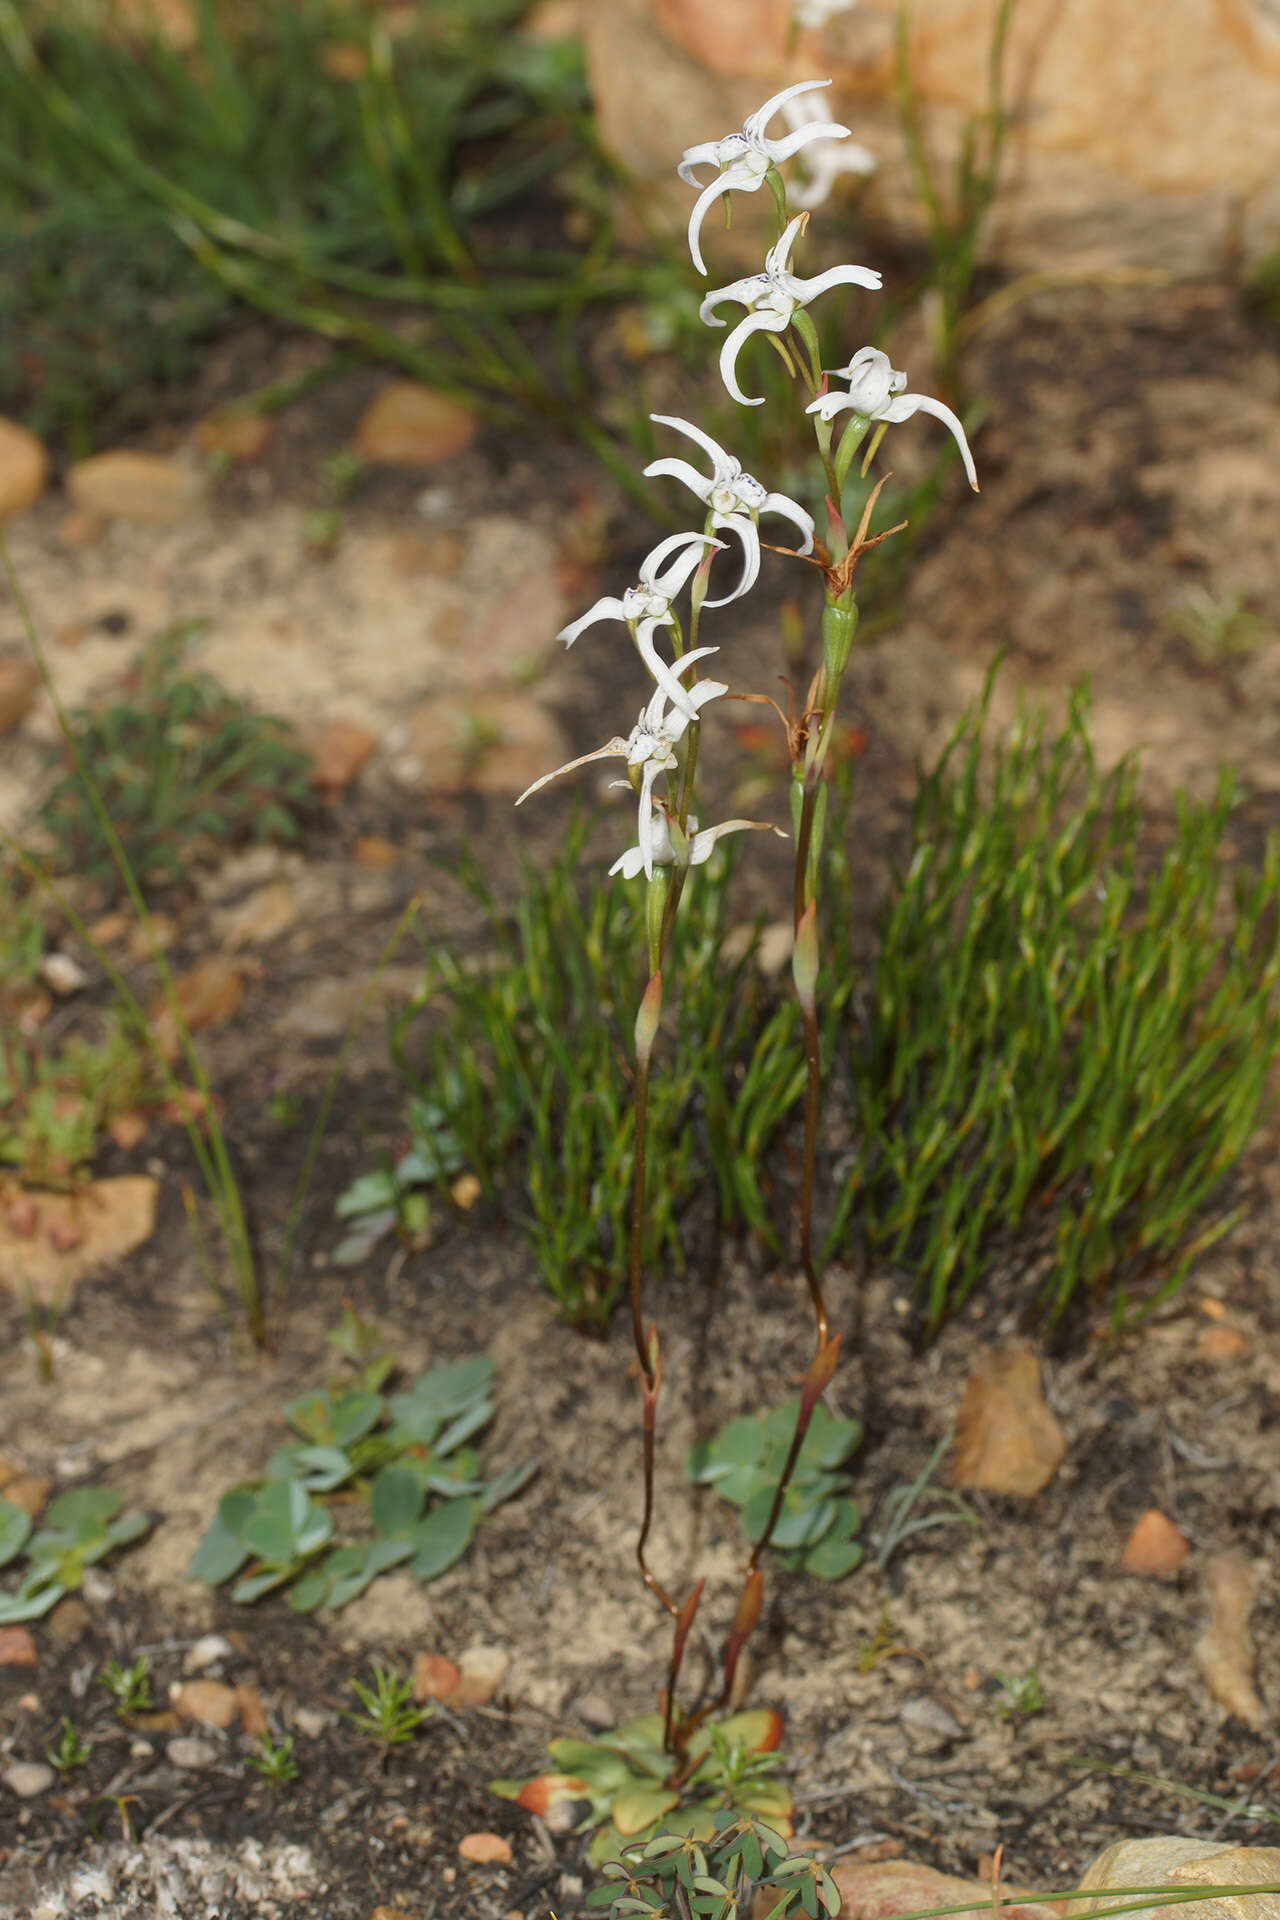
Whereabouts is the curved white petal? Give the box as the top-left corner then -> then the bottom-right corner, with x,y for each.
514,738 -> 630,806
638,758 -> 667,880
642,456 -> 714,500
761,491 -> 816,552
649,414 -> 734,474
745,77 -> 833,141
882,392 -> 979,490
677,141 -> 721,185
557,595 -> 629,647
804,390 -> 859,422
719,309 -> 788,406
765,120 -> 852,164
699,276 -> 768,326
688,819 -> 787,865
704,512 -> 759,606
788,262 -> 883,302
685,172 -> 733,276
639,530 -> 721,594
688,676 -> 729,713
609,845 -> 647,880
634,619 -> 704,718
766,214 -> 809,276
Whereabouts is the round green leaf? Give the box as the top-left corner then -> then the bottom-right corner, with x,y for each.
44,1487 -> 121,1532
371,1465 -> 425,1539
802,1531 -> 863,1580
0,1499 -> 32,1570
409,1495 -> 477,1580
611,1784 -> 681,1836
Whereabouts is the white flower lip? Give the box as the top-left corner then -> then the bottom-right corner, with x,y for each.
556,530 -> 728,717
609,813 -> 786,882
644,414 -> 815,597
699,217 -> 882,406
806,345 -> 979,490
677,79 -> 852,276
516,651 -> 728,885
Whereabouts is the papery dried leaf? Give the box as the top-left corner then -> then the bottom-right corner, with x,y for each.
951,1342 -> 1065,1496
1194,1549 -> 1263,1728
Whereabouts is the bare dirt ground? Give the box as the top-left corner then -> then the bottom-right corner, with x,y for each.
1,278 -> 1278,1919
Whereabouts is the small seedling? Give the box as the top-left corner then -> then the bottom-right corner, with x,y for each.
1,1015 -> 166,1188
247,1731 -> 299,1786
47,1717 -> 92,1775
324,1304 -> 394,1394
1172,586 -> 1264,662
98,1654 -> 153,1718
345,1665 -> 431,1747
265,1091 -> 302,1129
872,1429 -> 979,1572
0,1486 -> 152,1625
995,1669 -> 1045,1720
687,1401 -> 864,1579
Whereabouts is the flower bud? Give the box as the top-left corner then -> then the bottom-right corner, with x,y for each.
645,868 -> 670,973
792,901 -> 819,1013
634,971 -> 663,1066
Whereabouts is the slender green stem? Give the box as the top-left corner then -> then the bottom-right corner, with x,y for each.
628,1053 -> 653,1378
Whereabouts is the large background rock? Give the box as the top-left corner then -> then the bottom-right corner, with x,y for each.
579,0 -> 1280,273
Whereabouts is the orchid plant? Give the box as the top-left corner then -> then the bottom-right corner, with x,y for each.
517,76 -> 978,1761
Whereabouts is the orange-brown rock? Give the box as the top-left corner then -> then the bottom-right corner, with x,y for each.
1120,1509 -> 1190,1577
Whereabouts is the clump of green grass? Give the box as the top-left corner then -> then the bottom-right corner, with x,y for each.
352,817 -> 847,1328
834,666 -> 1280,1331
0,0 -> 667,498
36,621 -> 314,900
0,1013 -> 166,1187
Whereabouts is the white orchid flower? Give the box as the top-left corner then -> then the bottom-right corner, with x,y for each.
778,87 -> 876,211
515,649 -> 726,824
700,215 -> 882,406
805,346 -> 979,489
558,531 -> 737,718
609,809 -> 784,882
677,79 -> 851,276
644,415 -> 814,598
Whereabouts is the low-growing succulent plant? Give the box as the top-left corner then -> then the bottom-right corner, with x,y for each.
188,1355 -> 535,1612
493,1708 -> 793,1865
686,1401 -> 863,1580
589,1809 -> 840,1920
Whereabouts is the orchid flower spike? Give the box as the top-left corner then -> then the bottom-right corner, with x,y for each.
609,807 -> 785,883
677,79 -> 851,276
515,649 -> 727,826
644,415 -> 814,598
700,215 -> 882,406
778,85 -> 876,211
557,531 -> 734,717
805,346 -> 979,490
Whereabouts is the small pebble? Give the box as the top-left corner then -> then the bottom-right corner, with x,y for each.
184,1633 -> 233,1673
292,1706 -> 331,1740
167,1735 -> 220,1770
3,1761 -> 55,1798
